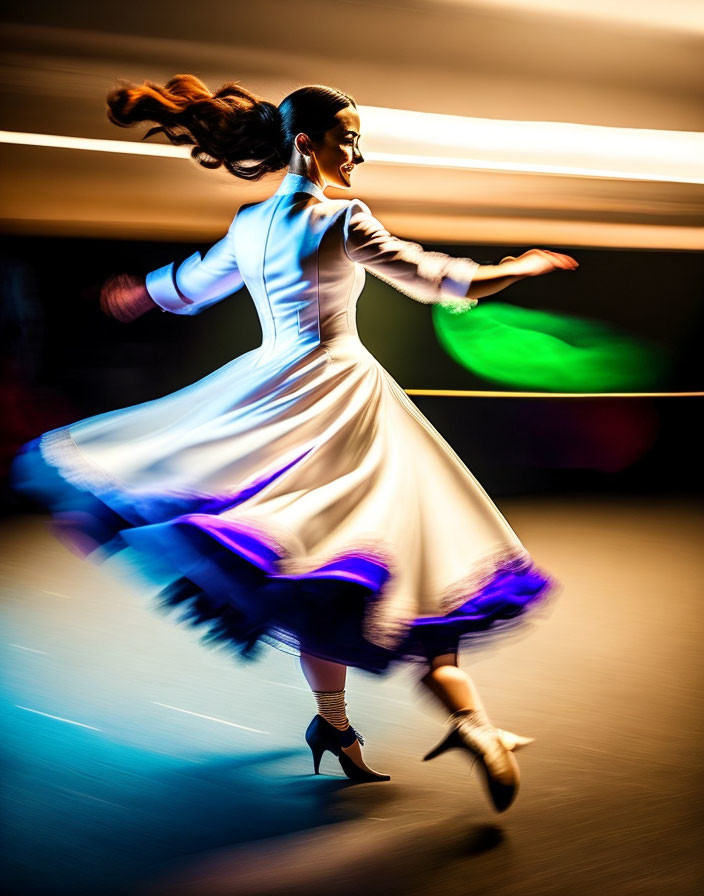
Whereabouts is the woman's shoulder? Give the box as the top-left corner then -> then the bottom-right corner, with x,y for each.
305,195 -> 360,230
331,196 -> 371,212
315,196 -> 373,224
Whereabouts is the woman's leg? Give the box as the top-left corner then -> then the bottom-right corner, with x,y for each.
418,650 -> 488,715
419,650 -> 533,754
299,650 -> 387,774
419,649 -> 520,811
299,652 -> 347,692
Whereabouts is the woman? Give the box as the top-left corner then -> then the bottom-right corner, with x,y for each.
11,76 -> 578,812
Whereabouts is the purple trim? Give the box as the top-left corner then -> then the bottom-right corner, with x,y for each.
197,446 -> 316,514
278,555 -> 389,590
151,513 -> 393,591
10,435 -> 558,674
174,515 -> 283,573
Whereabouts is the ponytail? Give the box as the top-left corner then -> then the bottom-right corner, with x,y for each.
106,74 -> 287,180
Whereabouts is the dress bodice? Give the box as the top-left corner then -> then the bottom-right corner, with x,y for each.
145,171 -> 481,360
230,174 -> 365,357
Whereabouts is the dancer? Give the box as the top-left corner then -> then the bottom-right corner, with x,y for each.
11,76 -> 577,811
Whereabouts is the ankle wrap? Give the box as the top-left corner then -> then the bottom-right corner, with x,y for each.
312,688 -> 351,732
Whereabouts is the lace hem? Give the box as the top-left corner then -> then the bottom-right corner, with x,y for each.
359,541 -> 535,650
36,427 -> 548,656
38,428 -> 122,496
436,544 -> 533,614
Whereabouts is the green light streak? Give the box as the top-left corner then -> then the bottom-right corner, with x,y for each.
432,302 -> 669,391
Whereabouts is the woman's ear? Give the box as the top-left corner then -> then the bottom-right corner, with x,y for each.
294,133 -> 313,156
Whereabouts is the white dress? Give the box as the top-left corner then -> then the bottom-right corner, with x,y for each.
11,172 -> 556,674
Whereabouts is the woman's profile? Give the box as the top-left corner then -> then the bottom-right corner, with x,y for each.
11,74 -> 578,812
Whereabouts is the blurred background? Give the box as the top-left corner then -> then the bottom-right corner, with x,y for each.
1,0 -> 703,506
1,3 -> 703,896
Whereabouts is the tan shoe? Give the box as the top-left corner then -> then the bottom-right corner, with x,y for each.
423,709 -> 519,812
496,728 -> 535,751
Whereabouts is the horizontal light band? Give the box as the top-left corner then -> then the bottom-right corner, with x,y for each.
358,106 -> 704,186
404,390 -> 704,398
2,106 -> 703,185
0,129 -> 187,157
435,0 -> 704,37
366,151 -> 704,184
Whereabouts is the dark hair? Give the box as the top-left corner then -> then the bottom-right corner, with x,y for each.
106,74 -> 356,181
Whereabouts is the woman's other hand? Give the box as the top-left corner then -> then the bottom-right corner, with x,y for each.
100,273 -> 157,322
509,249 -> 579,278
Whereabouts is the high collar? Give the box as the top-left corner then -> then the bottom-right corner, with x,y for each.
275,171 -> 327,202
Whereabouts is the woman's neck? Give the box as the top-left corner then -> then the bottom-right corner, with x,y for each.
288,157 -> 326,192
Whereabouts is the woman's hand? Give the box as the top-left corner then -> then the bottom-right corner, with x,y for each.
466,250 -> 579,300
505,249 -> 579,278
100,273 -> 158,322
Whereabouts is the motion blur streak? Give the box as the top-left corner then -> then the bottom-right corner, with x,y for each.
3,113 -> 703,184
432,302 -> 669,391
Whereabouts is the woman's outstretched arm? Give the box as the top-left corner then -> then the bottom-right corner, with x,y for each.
469,250 -> 579,300
143,230 -> 244,315
101,224 -> 246,322
464,257 -> 525,301
343,199 -> 481,306
343,200 -> 578,306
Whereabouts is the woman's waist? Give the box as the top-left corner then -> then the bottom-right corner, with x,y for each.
256,329 -> 368,367
322,329 -> 363,350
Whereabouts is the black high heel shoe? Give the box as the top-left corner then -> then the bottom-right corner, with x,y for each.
305,714 -> 390,782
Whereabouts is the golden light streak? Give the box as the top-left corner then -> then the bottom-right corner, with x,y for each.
358,107 -> 704,185
368,151 -> 704,184
435,0 -> 704,36
3,105 -> 703,185
0,130 -> 186,158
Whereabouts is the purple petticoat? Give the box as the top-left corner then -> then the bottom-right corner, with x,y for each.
10,436 -> 558,675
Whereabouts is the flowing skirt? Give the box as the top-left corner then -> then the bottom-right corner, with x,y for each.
11,334 -> 558,675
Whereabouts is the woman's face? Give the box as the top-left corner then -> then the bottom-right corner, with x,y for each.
308,106 -> 364,189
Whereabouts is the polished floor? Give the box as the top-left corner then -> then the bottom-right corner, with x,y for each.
1,495 -> 702,895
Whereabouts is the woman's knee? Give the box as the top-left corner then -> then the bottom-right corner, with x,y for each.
428,650 -> 458,669
299,650 -> 348,690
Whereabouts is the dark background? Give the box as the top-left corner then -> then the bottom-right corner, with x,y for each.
2,234 -> 702,511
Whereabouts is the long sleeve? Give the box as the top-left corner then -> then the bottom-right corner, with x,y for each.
145,227 -> 244,316
342,199 -> 479,309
